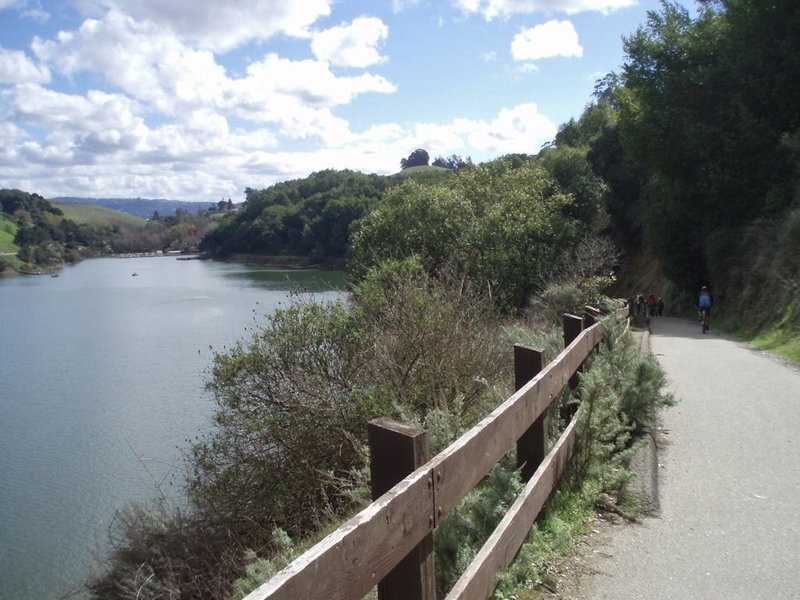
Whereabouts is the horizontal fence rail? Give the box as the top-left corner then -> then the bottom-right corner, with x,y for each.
244,306 -> 624,600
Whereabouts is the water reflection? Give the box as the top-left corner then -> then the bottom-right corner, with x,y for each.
0,257 -> 346,599
218,265 -> 348,292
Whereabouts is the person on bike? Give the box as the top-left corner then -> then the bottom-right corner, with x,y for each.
697,285 -> 713,323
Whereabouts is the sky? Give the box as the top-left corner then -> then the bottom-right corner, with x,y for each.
0,0 -> 664,201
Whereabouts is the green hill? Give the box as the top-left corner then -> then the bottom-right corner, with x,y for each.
0,214 -> 17,253
51,201 -> 146,228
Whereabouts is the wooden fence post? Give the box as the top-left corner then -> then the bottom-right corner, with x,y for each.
514,344 -> 546,482
562,314 -> 585,421
584,305 -> 601,327
368,418 -> 436,600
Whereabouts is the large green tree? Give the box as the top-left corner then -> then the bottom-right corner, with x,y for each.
351,158 -> 583,312
617,0 -> 799,290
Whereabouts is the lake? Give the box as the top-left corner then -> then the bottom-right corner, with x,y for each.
0,257 -> 346,599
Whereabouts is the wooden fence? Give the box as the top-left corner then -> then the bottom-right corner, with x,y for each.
244,307 -> 621,600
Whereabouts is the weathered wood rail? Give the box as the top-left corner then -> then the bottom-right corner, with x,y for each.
244,306 -> 624,600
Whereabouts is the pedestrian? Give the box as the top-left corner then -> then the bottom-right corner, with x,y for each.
635,294 -> 645,316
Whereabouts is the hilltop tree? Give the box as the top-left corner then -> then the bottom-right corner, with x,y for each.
400,148 -> 430,170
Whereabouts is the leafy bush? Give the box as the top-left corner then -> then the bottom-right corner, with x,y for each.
91,257 -> 509,599
351,158 -> 584,313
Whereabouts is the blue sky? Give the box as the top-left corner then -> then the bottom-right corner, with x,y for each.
0,0 -> 663,201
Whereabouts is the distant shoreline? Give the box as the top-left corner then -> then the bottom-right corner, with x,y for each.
0,252 -> 347,279
226,253 -> 347,270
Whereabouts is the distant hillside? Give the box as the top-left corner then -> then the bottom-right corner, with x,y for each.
53,197 -> 217,219
0,213 -> 17,255
50,201 -> 146,228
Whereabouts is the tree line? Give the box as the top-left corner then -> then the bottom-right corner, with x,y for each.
579,0 -> 798,333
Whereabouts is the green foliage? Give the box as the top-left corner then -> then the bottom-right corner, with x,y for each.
617,0 -> 800,291
0,215 -> 18,254
710,206 -> 800,358
0,188 -> 213,270
350,180 -> 472,279
434,463 -> 524,595
493,480 -> 600,598
352,158 -> 584,313
230,530 -> 299,600
573,321 -> 673,489
0,188 -> 62,220
490,317 -> 673,599
51,201 -> 146,229
88,501 -> 242,600
425,315 -> 674,598
527,235 -> 620,325
200,169 -> 388,260
537,145 -> 608,230
432,154 -> 474,170
390,164 -> 456,186
1,188 -> 114,269
350,258 -> 505,431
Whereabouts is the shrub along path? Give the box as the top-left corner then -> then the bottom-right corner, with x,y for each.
560,316 -> 800,599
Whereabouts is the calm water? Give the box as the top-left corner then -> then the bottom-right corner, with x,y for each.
0,257 -> 346,599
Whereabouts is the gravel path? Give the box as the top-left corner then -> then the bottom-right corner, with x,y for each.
562,316 -> 800,600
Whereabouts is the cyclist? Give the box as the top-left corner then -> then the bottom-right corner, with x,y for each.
697,285 -> 713,332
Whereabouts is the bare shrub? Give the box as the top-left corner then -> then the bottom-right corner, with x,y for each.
528,235 -> 620,324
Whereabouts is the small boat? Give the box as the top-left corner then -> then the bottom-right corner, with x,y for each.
132,272 -> 138,277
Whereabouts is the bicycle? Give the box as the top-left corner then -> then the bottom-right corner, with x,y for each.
700,308 -> 710,334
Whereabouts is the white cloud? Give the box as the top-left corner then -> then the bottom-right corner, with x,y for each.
227,53 -> 395,142
32,11 -> 229,112
465,103 -> 557,154
0,48 -> 51,84
513,62 -> 540,74
0,120 -> 28,160
10,85 -> 148,158
333,102 -> 557,165
0,3 -> 560,200
511,20 -> 583,61
70,0 -> 333,51
311,17 -> 389,68
22,7 -> 50,22
1,97 -> 557,199
30,11 -> 396,145
453,0 -> 636,19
